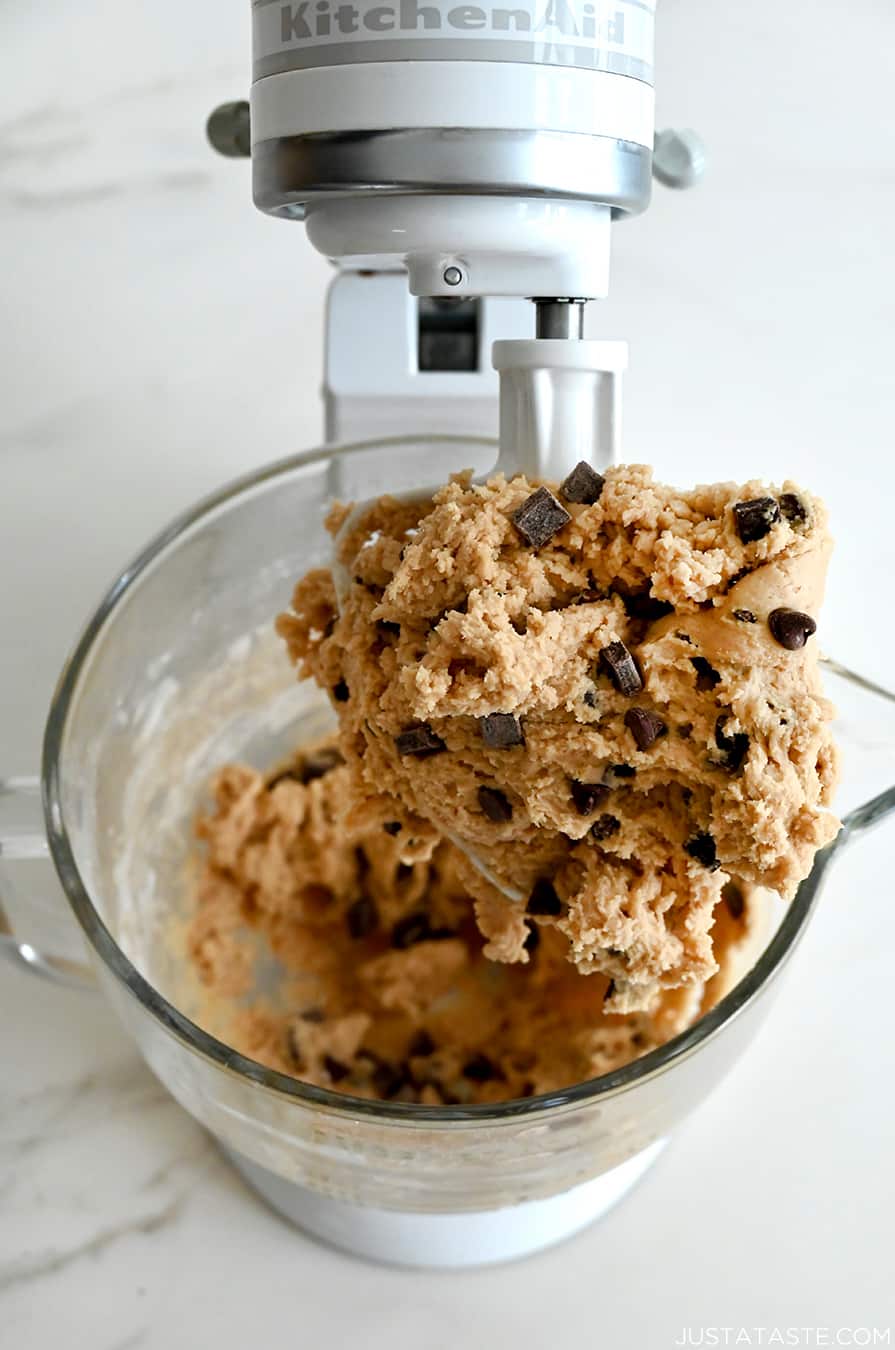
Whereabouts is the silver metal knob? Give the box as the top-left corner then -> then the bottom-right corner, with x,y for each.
652,129 -> 706,190
207,101 -> 251,159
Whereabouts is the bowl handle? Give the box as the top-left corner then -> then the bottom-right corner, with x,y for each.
0,776 -> 96,990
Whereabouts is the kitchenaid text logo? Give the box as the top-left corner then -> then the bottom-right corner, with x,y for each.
253,0 -> 653,75
279,0 -> 626,41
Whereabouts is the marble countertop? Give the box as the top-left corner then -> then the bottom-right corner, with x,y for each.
1,1 -> 893,1346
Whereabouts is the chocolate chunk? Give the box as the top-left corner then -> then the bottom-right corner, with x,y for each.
372,1061 -> 408,1099
480,712 -> 525,748
462,1053 -> 502,1082
685,832 -> 720,871
395,723 -> 447,757
715,716 -> 750,772
733,496 -> 780,543
599,641 -> 643,696
526,879 -> 563,916
606,763 -> 637,780
570,780 -> 611,815
768,608 -> 817,651
408,1029 -> 436,1058
477,785 -> 513,823
332,680 -> 350,703
691,657 -> 722,691
732,609 -> 756,624
511,486 -> 572,548
383,820 -> 402,836
624,708 -> 667,751
722,881 -> 745,920
346,895 -> 378,940
523,922 -> 541,955
620,591 -> 675,624
391,911 -> 432,949
559,460 -> 605,506
301,746 -> 345,783
778,492 -> 807,526
377,619 -> 401,636
323,1055 -> 350,1084
591,813 -> 621,841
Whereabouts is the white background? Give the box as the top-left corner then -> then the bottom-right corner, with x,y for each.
1,1 -> 893,1346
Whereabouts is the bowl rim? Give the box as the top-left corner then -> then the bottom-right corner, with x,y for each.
42,436 -> 830,1125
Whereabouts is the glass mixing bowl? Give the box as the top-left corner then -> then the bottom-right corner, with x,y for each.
2,435 -> 892,1267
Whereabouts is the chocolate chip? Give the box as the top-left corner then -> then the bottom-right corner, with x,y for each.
300,746 -> 345,783
523,922 -> 541,955
332,680 -> 350,703
477,785 -> 513,823
624,707 -> 667,750
591,813 -> 621,841
722,881 -> 745,920
620,591 -> 675,623
511,486 -> 571,548
715,716 -> 750,772
599,641 -> 643,696
346,895 -> 378,940
408,1029 -> 436,1058
583,688 -> 598,709
462,1053 -> 501,1082
778,493 -> 807,526
691,657 -> 722,691
377,619 -> 401,636
480,712 -> 525,748
395,723 -> 447,757
526,879 -> 562,916
559,460 -> 605,505
383,821 -> 402,836
732,609 -> 757,624
733,496 -> 780,543
391,911 -> 432,949
570,781 -> 611,815
323,1055 -> 350,1083
685,832 -> 720,871
768,608 -> 817,651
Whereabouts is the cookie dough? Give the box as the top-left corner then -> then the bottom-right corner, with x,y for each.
188,741 -> 768,1104
277,465 -> 839,1012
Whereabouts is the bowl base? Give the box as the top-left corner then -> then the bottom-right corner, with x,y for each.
222,1138 -> 667,1268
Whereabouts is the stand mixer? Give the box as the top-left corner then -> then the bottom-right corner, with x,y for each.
2,0 -> 894,1273
209,0 -> 703,472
